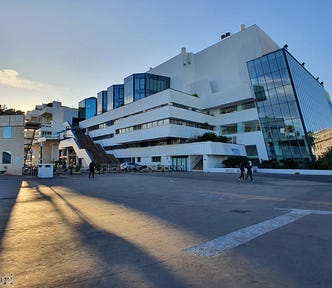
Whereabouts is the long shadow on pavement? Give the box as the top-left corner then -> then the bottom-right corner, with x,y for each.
12,179 -> 189,288
0,176 -> 22,245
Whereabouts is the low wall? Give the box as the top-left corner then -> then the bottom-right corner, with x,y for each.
207,167 -> 332,175
257,168 -> 332,176
208,168 -> 240,174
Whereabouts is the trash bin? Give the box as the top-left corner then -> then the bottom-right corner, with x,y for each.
38,164 -> 54,178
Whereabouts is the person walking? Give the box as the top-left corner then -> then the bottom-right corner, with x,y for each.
245,161 -> 254,181
89,161 -> 96,179
239,161 -> 245,181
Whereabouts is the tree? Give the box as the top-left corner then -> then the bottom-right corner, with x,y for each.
0,105 -> 24,115
312,147 -> 332,170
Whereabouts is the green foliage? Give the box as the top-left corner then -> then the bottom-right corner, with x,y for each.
312,147 -> 332,170
222,156 -> 247,168
0,105 -> 24,115
188,132 -> 230,143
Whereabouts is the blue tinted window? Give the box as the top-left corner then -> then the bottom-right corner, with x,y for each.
279,69 -> 291,86
275,50 -> 287,70
268,53 -> 278,72
261,56 -> 271,74
3,127 -> 12,138
247,61 -> 256,77
272,70 -> 282,87
124,74 -> 134,104
265,74 -> 274,90
272,105 -> 283,118
85,98 -> 97,119
124,73 -> 170,104
283,85 -> 295,102
254,59 -> 264,76
268,88 -> 279,105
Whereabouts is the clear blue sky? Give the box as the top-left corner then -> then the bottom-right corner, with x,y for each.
1,0 -> 331,112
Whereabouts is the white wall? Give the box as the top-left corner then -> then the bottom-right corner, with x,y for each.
150,25 -> 280,110
113,141 -> 246,167
0,115 -> 24,175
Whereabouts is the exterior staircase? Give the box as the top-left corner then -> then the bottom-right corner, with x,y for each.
76,134 -> 120,167
24,121 -> 41,165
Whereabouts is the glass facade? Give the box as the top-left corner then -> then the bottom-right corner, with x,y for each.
285,52 -> 332,134
97,91 -> 108,114
247,49 -> 332,164
107,84 -> 124,110
124,73 -> 170,105
78,97 -> 97,119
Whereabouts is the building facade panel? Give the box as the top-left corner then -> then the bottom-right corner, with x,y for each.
0,115 -> 24,175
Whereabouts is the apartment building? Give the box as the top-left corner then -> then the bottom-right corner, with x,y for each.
25,101 -> 78,166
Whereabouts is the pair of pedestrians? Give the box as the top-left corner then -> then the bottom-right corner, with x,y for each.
239,161 -> 254,182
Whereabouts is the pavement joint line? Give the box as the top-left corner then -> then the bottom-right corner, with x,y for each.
185,208 -> 332,257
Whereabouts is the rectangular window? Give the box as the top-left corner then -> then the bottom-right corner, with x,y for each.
152,156 -> 161,162
2,151 -> 11,164
244,120 -> 261,132
241,101 -> 255,110
221,124 -> 237,135
3,127 -> 12,138
245,145 -> 258,156
220,105 -> 237,114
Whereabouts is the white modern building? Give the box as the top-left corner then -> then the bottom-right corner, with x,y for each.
76,24 -> 332,171
25,101 -> 78,166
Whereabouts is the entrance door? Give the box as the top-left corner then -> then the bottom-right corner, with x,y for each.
172,156 -> 188,171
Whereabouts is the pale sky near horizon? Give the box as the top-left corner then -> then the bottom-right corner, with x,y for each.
1,0 -> 331,112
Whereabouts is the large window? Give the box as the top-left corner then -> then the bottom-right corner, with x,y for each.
124,73 -> 170,105
219,101 -> 255,114
247,49 -> 326,163
152,156 -> 161,162
221,120 -> 260,135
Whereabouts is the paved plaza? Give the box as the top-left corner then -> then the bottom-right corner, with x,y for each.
0,171 -> 332,287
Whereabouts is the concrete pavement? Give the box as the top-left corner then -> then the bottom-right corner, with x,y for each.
0,172 -> 332,287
